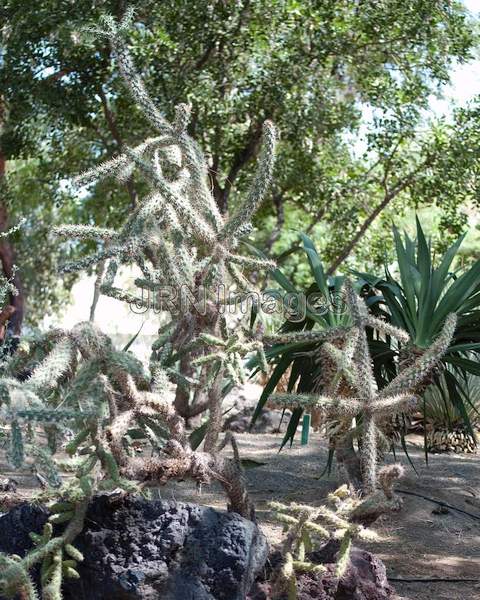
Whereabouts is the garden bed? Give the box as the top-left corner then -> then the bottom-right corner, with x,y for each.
1,432 -> 479,600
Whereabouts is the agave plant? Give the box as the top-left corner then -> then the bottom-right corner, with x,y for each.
356,217 -> 480,440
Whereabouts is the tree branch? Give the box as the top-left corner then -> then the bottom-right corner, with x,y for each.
213,121 -> 264,213
327,157 -> 431,275
98,86 -> 138,207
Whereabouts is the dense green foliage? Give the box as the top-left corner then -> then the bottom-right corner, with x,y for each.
1,1 -> 480,323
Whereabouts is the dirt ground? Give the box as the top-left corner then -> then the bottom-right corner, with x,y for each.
161,432 -> 480,600
2,431 -> 480,600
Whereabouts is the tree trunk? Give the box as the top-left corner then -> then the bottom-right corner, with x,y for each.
0,146 -> 25,337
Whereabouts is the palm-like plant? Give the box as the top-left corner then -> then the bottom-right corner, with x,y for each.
356,217 -> 480,439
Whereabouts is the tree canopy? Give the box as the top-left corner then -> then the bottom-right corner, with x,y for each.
1,0 -> 479,326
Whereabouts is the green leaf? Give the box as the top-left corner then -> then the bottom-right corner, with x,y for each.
280,407 -> 303,450
445,356 -> 480,376
251,352 -> 295,426
300,233 -> 329,297
122,321 -> 145,352
400,432 -> 418,475
443,370 -> 477,442
189,420 -> 209,450
318,447 -> 335,478
241,458 -> 267,469
433,261 -> 480,331
393,225 -> 417,323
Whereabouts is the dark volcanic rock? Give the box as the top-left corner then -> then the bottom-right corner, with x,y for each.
0,495 -> 268,600
248,547 -> 395,600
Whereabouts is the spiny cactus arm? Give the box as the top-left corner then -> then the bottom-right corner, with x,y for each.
73,137 -> 165,186
321,341 -> 358,391
106,408 -> 135,467
53,224 -> 119,242
135,192 -> 180,235
341,326 -> 360,356
270,490 -> 384,591
107,350 -> 149,389
41,548 -> 63,600
335,530 -> 352,578
220,121 -> 277,241
0,498 -> 89,599
198,333 -> 228,347
271,551 -> 297,600
349,489 -> 403,525
225,360 -> 243,386
331,520 -> 380,545
271,510 -> 330,539
89,9 -> 172,134
69,321 -> 112,357
282,509 -> 312,555
1,374 -> 99,424
263,326 -> 350,346
150,365 -> 171,395
270,505 -> 325,599
360,413 -> 377,495
342,278 -> 366,322
192,351 -> 227,366
0,555 -> 39,600
215,432 -> 255,519
372,393 -> 418,414
342,282 -> 376,397
314,506 -> 350,530
292,560 -> 326,574
146,241 -> 186,289
225,262 -> 254,293
364,315 -> 410,344
226,252 -> 276,271
102,369 -> 254,517
378,464 -> 404,500
100,282 -> 151,308
269,393 -> 364,416
9,406 -> 98,422
380,313 -> 457,398
176,126 -> 224,231
5,330 -> 66,378
25,338 -> 75,393
61,358 -> 104,406
123,146 -> 217,244
60,244 -> 126,275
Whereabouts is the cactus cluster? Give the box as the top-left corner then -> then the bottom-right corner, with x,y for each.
0,9 -> 460,599
269,484 -> 383,599
268,280 -> 456,506
0,9 -> 278,598
53,8 -> 276,432
0,319 -> 259,597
